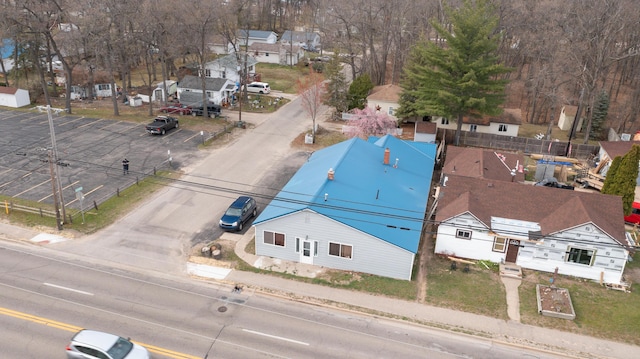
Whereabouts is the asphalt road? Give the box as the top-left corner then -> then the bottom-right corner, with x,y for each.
0,107 -> 209,211
0,241 -> 568,359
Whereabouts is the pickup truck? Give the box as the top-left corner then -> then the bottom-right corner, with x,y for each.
145,116 -> 179,135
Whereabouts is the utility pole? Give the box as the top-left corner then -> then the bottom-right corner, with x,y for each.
48,151 -> 63,230
45,105 -> 66,224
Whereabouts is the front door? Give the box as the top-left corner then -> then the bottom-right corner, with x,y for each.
505,240 -> 520,263
300,240 -> 313,264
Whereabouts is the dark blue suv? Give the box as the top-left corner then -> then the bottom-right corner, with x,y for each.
219,196 -> 257,231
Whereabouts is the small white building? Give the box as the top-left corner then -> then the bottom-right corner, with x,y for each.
151,80 -> 177,102
557,105 -> 582,131
0,87 -> 30,108
367,84 -> 402,121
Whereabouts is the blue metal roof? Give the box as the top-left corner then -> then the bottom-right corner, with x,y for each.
255,135 -> 436,253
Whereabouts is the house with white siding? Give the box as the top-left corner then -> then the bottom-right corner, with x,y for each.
434,174 -> 634,285
253,135 -> 437,280
176,75 -> 235,106
435,108 -> 522,137
203,54 -> 258,85
366,84 -> 402,122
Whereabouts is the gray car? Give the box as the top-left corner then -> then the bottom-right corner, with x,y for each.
66,329 -> 150,359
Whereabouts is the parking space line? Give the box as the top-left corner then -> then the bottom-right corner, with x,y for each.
57,116 -> 86,126
184,132 -> 202,143
38,180 -> 79,203
66,185 -> 103,206
75,118 -> 105,129
12,179 -> 51,198
0,173 -> 32,191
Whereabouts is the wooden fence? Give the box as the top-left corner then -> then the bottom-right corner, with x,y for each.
440,129 -> 600,159
3,201 -> 57,218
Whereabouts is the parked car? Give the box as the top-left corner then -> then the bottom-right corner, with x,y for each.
219,196 -> 257,231
191,103 -> 222,118
244,82 -> 271,94
145,115 -> 179,135
624,201 -> 640,224
301,44 -> 319,53
158,103 -> 192,115
66,329 -> 150,359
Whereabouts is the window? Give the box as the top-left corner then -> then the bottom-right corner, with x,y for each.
329,242 -> 352,259
97,84 -> 110,91
205,69 -> 211,77
470,124 -> 477,132
566,247 -> 594,265
498,124 -> 508,132
388,107 -> 395,116
441,118 -> 449,125
456,229 -> 471,239
295,237 -> 300,252
493,237 -> 507,252
264,231 -> 285,247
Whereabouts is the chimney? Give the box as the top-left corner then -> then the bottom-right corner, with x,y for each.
383,148 -> 390,165
327,168 -> 335,180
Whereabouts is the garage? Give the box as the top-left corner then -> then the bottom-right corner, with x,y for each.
0,86 -> 30,108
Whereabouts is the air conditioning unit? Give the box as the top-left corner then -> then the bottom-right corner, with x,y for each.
621,133 -> 631,141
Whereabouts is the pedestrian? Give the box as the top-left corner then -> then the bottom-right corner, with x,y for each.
122,158 -> 129,175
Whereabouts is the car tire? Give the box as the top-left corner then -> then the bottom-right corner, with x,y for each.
238,222 -> 243,231
259,91 -> 264,94
161,129 -> 166,135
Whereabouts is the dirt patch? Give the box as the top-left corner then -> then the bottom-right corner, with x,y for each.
537,285 -> 575,318
188,239 -> 239,268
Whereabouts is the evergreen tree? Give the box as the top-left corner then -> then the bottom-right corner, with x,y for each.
347,74 -> 373,110
323,54 -> 349,118
601,155 -> 621,194
602,145 -> 640,215
398,0 -> 511,145
590,90 -> 609,141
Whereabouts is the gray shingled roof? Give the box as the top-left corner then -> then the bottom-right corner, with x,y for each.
178,75 -> 229,92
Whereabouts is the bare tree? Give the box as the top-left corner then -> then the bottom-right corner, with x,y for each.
297,69 -> 326,142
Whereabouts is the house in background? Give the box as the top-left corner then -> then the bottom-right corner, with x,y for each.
366,84 -> 402,121
557,105 -> 582,131
203,54 -> 258,85
248,42 -> 304,65
280,30 -> 322,51
237,30 -> 278,47
435,108 -> 522,137
442,146 -> 525,183
0,87 -> 30,108
414,122 -> 437,143
253,135 -> 437,280
434,174 -> 633,285
207,34 -> 235,55
176,75 -> 235,106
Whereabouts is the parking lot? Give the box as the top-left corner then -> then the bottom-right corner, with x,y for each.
0,108 -> 207,212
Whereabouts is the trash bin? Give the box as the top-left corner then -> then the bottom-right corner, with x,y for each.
201,246 -> 211,257
212,249 -> 222,259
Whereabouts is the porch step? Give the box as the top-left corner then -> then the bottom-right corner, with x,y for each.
499,263 -> 522,279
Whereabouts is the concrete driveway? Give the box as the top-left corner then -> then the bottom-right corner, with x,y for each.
52,94 -> 328,274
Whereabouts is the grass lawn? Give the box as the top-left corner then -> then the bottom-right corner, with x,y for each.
256,62 -> 312,94
519,268 -> 640,345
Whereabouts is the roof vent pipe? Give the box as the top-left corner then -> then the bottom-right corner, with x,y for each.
327,168 -> 335,180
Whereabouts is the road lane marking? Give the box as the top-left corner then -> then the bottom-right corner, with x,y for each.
43,282 -> 94,296
0,307 -> 200,359
242,329 -> 310,346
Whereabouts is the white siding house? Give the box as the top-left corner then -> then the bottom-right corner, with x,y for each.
177,75 -> 235,106
366,84 -> 401,121
435,108 -> 522,137
203,54 -> 258,84
434,175 -> 633,285
254,135 -> 437,280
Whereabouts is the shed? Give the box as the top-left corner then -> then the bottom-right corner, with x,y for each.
0,87 -> 30,108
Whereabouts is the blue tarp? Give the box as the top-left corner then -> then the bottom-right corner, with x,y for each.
1,39 -> 15,59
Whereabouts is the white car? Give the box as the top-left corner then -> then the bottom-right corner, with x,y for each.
66,329 -> 150,359
245,82 -> 270,94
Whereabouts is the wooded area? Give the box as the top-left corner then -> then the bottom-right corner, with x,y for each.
1,0 -> 639,138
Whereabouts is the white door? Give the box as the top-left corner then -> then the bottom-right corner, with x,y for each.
300,239 -> 313,264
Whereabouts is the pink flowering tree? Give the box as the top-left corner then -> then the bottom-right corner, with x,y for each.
344,106 -> 398,139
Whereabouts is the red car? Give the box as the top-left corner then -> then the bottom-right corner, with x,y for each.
159,103 -> 192,115
624,201 -> 640,224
